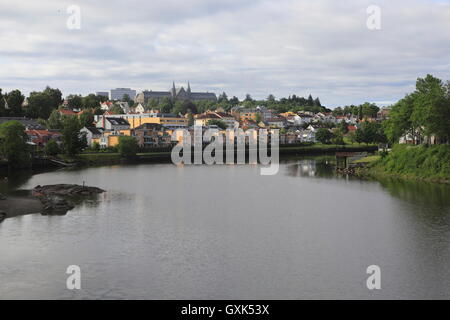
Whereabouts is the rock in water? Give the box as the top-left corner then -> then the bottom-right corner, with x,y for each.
33,184 -> 105,197
32,184 -> 104,215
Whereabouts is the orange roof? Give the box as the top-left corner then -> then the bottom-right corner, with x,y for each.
59,109 -> 77,115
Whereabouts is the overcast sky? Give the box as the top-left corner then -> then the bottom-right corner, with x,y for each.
1,0 -> 449,107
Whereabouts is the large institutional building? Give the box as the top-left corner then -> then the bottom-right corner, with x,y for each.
135,82 -> 217,104
110,88 -> 136,101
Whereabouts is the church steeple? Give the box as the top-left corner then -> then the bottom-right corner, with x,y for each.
171,81 -> 176,98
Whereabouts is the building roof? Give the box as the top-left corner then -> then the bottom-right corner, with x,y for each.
0,117 -> 45,130
106,117 -> 130,126
59,109 -> 78,116
196,113 -> 220,120
83,127 -> 103,135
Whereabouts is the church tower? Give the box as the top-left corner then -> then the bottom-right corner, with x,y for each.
171,81 -> 176,99
187,81 -> 191,99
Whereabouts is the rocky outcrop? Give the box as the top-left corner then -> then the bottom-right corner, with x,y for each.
32,184 -> 105,216
33,184 -> 105,197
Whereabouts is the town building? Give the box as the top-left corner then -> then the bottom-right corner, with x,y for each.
96,92 -> 109,99
194,111 -> 236,128
80,127 -> 104,146
0,117 -> 45,130
135,82 -> 217,104
95,113 -> 188,129
25,130 -> 62,147
133,123 -> 172,148
110,88 -> 136,101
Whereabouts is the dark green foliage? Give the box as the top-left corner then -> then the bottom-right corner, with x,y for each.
44,139 -> 61,156
0,121 -> 31,168
61,116 -> 86,156
118,136 -> 138,158
376,144 -> 450,180
316,128 -> 333,144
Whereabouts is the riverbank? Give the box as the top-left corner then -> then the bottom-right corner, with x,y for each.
0,184 -> 104,222
75,144 -> 378,166
356,144 -> 450,184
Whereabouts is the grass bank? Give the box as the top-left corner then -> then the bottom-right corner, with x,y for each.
357,144 -> 450,184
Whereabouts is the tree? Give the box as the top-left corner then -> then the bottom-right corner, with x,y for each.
218,92 -> 228,103
412,74 -> 450,144
331,129 -> 345,145
315,128 -> 333,144
307,94 -> 314,106
61,116 -> 86,156
244,94 -> 253,102
118,136 -> 138,158
82,94 -> 102,109
47,109 -> 63,129
44,139 -> 61,156
43,86 -> 63,109
0,121 -> 31,168
187,112 -> 194,126
67,94 -> 83,110
159,97 -> 173,113
255,112 -> 262,124
109,104 -> 125,114
356,121 -> 386,145
314,97 -> 322,107
79,111 -> 94,127
360,102 -> 379,118
383,94 -> 415,143
229,96 -> 239,106
6,90 -> 25,116
339,121 -> 349,134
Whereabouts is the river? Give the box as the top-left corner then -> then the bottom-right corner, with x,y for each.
1,157 -> 449,299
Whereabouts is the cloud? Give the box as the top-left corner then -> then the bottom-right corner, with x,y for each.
0,0 -> 449,107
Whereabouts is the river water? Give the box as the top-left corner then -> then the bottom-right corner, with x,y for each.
1,157 -> 449,299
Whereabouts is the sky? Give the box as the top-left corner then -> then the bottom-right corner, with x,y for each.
0,0 -> 449,107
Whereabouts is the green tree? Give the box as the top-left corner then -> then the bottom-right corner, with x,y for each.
61,116 -> 86,156
118,136 -> 138,158
82,94 -> 102,109
0,121 -> 31,168
383,94 -> 415,143
79,111 -> 94,127
44,139 -> 61,156
331,129 -> 345,145
67,94 -> 83,110
47,109 -> 63,129
339,121 -> 349,134
159,97 -> 173,113
315,128 -> 333,144
6,90 -> 25,116
187,112 -> 194,126
109,104 -> 125,114
412,74 -> 450,144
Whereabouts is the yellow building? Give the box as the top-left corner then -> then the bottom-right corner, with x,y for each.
100,113 -> 188,129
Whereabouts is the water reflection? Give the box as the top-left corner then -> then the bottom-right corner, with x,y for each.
283,157 -> 335,178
